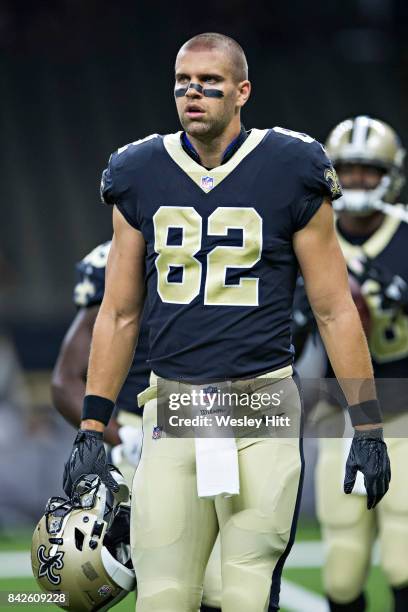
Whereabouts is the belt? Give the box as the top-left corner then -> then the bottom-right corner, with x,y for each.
137,365 -> 293,408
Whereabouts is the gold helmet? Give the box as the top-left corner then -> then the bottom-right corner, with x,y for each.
325,116 -> 405,214
31,471 -> 135,611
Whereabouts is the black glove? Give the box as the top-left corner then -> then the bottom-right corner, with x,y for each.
63,430 -> 119,497
344,428 -> 391,510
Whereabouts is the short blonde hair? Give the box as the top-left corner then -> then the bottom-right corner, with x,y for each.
177,32 -> 248,82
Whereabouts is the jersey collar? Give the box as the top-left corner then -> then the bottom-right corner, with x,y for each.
336,212 -> 401,260
180,125 -> 248,169
163,128 -> 269,194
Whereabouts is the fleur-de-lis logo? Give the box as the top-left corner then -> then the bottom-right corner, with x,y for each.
37,545 -> 64,585
324,167 -> 342,197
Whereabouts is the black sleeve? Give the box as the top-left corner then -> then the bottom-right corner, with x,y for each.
100,151 -> 141,230
292,141 -> 342,231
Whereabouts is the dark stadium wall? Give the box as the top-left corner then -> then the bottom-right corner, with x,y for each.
0,0 -> 407,366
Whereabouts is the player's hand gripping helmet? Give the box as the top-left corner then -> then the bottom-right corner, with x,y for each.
325,116 -> 405,215
31,469 -> 135,611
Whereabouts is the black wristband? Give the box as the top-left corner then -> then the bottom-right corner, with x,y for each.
82,395 -> 115,426
348,399 -> 382,427
354,427 -> 384,440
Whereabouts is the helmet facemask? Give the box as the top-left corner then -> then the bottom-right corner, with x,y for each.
325,116 -> 405,217
31,470 -> 136,611
335,175 -> 392,216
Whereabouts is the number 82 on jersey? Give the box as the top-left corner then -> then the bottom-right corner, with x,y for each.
153,206 -> 263,307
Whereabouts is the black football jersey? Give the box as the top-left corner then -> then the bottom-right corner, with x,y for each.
337,214 -> 408,378
74,242 -> 150,414
101,128 -> 340,382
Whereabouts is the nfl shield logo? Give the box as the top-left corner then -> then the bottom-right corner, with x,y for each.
203,385 -> 218,406
98,585 -> 112,597
201,176 -> 214,191
152,426 -> 162,440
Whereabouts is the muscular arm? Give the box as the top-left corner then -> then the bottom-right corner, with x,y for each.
293,199 -> 379,424
51,306 -> 120,445
81,206 -> 146,432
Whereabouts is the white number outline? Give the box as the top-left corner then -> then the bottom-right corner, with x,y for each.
117,134 -> 159,155
273,126 -> 314,143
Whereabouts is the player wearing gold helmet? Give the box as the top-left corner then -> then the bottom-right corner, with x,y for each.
316,116 -> 408,612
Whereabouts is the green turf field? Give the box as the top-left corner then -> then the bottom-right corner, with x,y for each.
0,523 -> 393,611
283,568 -> 392,612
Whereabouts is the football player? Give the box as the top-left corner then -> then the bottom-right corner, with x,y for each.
63,34 -> 390,612
51,240 -> 222,611
316,116 -> 408,612
51,241 -> 148,485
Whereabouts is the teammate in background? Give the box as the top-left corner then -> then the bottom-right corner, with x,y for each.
51,241 -> 148,483
63,34 -> 390,612
316,116 -> 408,612
51,240 -> 222,612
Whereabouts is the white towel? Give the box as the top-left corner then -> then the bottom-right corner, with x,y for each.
342,413 -> 366,496
195,436 -> 240,499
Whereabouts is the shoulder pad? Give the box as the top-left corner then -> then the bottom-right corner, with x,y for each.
272,126 -> 315,144
116,133 -> 160,156
101,135 -> 162,209
269,127 -> 327,167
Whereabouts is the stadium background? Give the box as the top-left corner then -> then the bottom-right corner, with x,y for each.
0,1 -> 406,610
